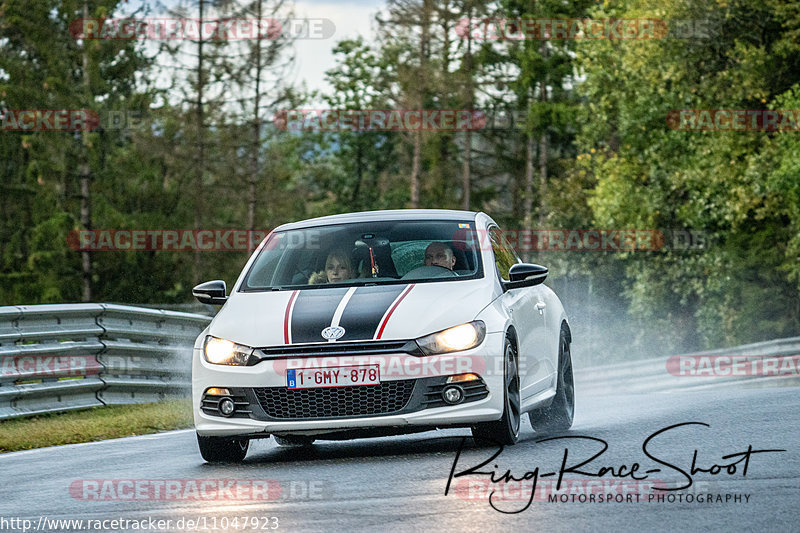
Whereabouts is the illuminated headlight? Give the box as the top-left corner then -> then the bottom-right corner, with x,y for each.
415,321 -> 486,355
203,336 -> 253,366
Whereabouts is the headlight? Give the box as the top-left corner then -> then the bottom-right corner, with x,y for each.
415,321 -> 486,355
203,336 -> 253,366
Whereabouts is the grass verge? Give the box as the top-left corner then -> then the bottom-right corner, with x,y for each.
0,399 -> 193,453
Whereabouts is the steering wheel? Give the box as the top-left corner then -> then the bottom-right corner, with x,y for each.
401,265 -> 458,280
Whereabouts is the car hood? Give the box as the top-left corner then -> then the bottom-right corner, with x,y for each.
208,279 -> 496,347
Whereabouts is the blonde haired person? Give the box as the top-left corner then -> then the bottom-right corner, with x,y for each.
308,250 -> 354,284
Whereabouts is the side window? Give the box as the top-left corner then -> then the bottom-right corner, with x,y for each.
489,227 -> 518,281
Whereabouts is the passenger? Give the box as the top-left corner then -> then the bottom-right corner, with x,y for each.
309,250 -> 354,284
424,242 -> 456,270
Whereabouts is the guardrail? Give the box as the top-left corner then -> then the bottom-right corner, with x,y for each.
575,336 -> 800,395
0,304 -> 210,420
2,302 -> 797,419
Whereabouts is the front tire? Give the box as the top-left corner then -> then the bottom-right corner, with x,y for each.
196,433 -> 249,463
529,327 -> 574,433
471,335 -> 521,445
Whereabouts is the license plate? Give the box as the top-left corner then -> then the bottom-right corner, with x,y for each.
287,365 -> 380,389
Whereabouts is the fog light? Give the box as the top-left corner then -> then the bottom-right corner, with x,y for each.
218,397 -> 235,417
442,385 -> 464,405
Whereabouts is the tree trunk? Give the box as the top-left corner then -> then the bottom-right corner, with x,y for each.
523,129 -> 534,262
248,0 -> 264,253
409,0 -> 431,209
410,130 -> 421,208
80,0 -> 92,301
352,137 -> 363,204
538,132 -> 548,226
462,129 -> 471,210
461,3 -> 473,211
194,0 -> 205,280
538,40 -> 549,227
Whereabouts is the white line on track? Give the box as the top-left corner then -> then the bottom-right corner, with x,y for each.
0,429 -> 194,459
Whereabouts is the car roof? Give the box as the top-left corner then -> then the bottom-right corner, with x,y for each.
274,209 -> 489,231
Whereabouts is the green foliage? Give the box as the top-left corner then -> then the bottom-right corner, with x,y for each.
0,0 -> 797,359
576,0 -> 800,350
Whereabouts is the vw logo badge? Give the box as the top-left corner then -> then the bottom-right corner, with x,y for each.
321,326 -> 345,340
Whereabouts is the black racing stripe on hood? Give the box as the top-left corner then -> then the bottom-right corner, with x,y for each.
290,287 -> 349,343
337,285 -> 408,341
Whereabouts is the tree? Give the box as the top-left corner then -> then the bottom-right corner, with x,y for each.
154,0 -> 240,281
322,37 -> 399,210
0,0 -> 151,303
577,0 -> 800,349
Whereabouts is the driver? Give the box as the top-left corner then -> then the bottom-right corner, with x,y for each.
424,242 -> 456,270
309,250 -> 354,284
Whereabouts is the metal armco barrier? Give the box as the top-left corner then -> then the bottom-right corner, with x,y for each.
2,302 -> 797,419
576,336 -> 800,395
0,304 -> 210,420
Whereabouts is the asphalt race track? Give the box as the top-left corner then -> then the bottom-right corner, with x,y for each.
1,386 -> 797,533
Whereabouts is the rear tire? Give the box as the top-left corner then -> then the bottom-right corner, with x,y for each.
196,433 -> 249,463
529,327 -> 574,433
471,335 -> 520,445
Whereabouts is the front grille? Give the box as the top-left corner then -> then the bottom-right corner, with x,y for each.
252,340 -> 419,360
253,380 -> 416,419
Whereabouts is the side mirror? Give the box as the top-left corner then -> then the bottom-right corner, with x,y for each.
193,280 -> 228,305
503,263 -> 548,290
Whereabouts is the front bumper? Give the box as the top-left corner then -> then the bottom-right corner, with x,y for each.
192,332 -> 507,437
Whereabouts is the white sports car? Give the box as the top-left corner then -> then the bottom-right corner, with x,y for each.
191,209 -> 574,462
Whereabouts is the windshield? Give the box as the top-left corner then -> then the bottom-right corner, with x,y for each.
240,219 -> 483,291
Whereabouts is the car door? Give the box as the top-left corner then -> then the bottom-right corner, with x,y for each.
490,226 -> 551,400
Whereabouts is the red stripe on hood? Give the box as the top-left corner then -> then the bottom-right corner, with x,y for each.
375,284 -> 415,339
283,290 -> 299,344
